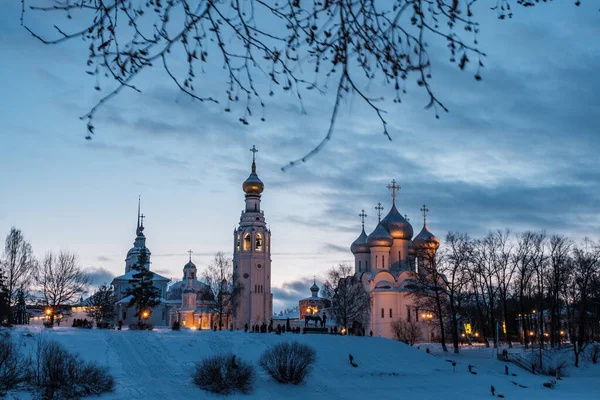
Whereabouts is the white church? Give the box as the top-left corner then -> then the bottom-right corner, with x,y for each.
111,147 -> 273,329
350,180 -> 442,340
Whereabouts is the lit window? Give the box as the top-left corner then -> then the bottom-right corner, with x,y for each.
244,234 -> 251,251
255,233 -> 263,251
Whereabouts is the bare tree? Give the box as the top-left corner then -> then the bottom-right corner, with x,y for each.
512,231 -> 537,348
1,227 -> 35,323
546,234 -> 571,348
204,252 -> 241,330
19,1 -> 588,167
565,238 -> 600,367
441,232 -> 472,353
391,319 -> 421,346
37,251 -> 90,325
322,263 -> 369,333
490,230 -> 515,348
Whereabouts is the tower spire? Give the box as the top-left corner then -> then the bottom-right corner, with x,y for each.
250,145 -> 258,173
375,202 -> 384,223
420,204 -> 429,226
359,209 -> 368,230
136,196 -> 145,236
386,179 -> 401,205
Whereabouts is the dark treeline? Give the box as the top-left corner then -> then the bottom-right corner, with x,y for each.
413,230 -> 600,367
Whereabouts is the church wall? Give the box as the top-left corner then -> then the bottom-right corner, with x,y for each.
370,247 -> 390,271
390,239 -> 410,270
354,253 -> 370,274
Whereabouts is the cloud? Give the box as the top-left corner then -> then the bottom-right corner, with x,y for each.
96,256 -> 112,262
84,267 -> 114,287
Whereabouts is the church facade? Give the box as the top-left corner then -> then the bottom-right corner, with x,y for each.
111,204 -> 171,327
350,180 -> 441,340
232,146 -> 273,329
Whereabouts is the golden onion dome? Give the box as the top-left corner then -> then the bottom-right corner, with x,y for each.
412,224 -> 440,251
351,229 -> 370,254
367,222 -> 393,248
381,204 -> 413,240
243,160 -> 264,194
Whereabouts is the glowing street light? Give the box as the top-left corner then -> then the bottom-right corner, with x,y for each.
45,308 -> 52,316
142,310 -> 150,320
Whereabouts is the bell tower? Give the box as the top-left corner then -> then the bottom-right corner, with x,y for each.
233,145 -> 273,328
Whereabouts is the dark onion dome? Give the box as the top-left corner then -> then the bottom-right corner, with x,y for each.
381,204 -> 413,240
351,229 -> 370,254
412,224 -> 440,251
310,282 -> 319,292
367,222 -> 394,248
183,260 -> 196,269
242,161 -> 264,194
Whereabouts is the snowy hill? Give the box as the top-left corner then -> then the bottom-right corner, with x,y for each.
7,327 -> 599,399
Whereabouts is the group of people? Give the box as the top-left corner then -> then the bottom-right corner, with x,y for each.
244,319 -> 302,335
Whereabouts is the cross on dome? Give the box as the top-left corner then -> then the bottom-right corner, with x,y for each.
359,209 -> 368,229
420,204 -> 429,225
250,145 -> 258,161
386,179 -> 401,204
375,202 -> 384,222
188,249 -> 193,261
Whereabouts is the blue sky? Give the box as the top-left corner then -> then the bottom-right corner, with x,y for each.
1,1 -> 599,311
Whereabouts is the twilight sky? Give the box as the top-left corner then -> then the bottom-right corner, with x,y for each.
0,2 -> 598,311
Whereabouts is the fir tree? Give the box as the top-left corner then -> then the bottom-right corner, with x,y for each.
86,284 -> 116,327
123,248 -> 161,327
13,289 -> 28,325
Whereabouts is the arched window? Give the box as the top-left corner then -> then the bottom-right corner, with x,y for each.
375,255 -> 378,268
381,308 -> 384,318
255,233 -> 263,251
244,233 -> 251,251
236,235 -> 240,251
382,256 -> 385,269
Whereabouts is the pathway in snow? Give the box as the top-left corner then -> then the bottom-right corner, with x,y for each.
103,331 -> 190,399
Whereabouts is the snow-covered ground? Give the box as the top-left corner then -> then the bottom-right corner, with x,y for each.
6,326 -> 599,399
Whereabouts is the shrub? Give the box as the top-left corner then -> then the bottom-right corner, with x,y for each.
259,342 -> 316,384
43,321 -> 53,328
192,354 -> 254,394
0,334 -> 27,395
129,323 -> 153,331
28,338 -> 115,398
391,319 -> 420,345
172,321 -> 181,331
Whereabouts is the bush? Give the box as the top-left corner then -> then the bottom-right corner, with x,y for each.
172,321 -> 181,331
43,321 -> 53,328
259,342 -> 316,384
129,323 -> 153,331
29,338 -> 115,398
192,354 -> 254,394
96,321 -> 114,329
0,333 -> 27,395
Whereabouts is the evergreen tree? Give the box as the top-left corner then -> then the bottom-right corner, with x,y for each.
86,284 -> 116,327
123,248 -> 161,327
0,268 -> 10,324
13,289 -> 28,325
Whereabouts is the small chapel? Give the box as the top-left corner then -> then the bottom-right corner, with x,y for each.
350,180 -> 441,340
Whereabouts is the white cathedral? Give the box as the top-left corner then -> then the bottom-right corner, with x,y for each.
350,180 -> 441,340
111,147 -> 273,329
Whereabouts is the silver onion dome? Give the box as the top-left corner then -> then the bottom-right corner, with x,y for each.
367,223 -> 394,248
351,229 -> 370,254
381,204 -> 413,240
